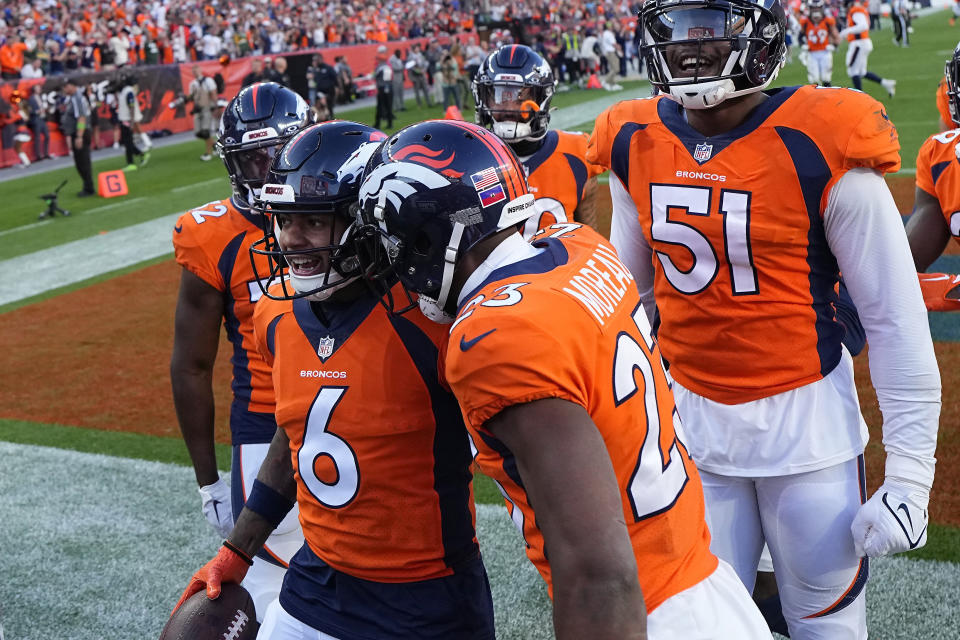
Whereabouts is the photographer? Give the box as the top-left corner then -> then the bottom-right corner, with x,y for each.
26,84 -> 50,161
171,65 -> 218,161
116,72 -> 149,170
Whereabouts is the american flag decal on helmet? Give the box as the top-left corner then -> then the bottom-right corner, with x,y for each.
471,167 -> 500,191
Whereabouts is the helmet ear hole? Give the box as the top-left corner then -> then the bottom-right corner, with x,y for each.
411,231 -> 434,258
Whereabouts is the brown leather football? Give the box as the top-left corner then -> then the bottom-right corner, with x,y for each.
159,583 -> 258,640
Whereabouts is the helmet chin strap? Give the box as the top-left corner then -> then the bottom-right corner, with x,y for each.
295,270 -> 361,302
288,221 -> 360,301
417,221 -> 467,324
672,78 -> 735,109
492,119 -> 535,141
241,184 -> 261,209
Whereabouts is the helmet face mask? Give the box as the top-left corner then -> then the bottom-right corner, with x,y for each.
225,144 -> 281,188
249,121 -> 388,303
474,45 -> 556,143
640,0 -> 787,109
946,44 -> 960,127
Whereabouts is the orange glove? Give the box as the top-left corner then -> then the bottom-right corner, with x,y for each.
172,542 -> 253,614
918,272 -> 960,311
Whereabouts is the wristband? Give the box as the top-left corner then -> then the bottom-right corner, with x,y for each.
222,540 -> 254,565
244,479 -> 296,528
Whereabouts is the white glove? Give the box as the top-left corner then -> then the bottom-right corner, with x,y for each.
801,43 -> 809,51
826,44 -> 836,52
198,477 -> 234,539
851,477 -> 929,557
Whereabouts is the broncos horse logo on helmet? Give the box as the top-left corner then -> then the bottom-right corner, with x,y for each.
218,82 -> 314,205
249,120 -> 387,302
356,120 -> 536,322
639,0 -> 787,109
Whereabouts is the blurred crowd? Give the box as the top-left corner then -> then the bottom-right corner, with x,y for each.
0,0 -> 642,78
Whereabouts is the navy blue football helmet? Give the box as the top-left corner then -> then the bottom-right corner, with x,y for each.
356,120 -> 536,321
639,0 -> 787,109
946,42 -> 960,126
249,120 -> 387,301
217,82 -> 313,204
473,45 -> 556,143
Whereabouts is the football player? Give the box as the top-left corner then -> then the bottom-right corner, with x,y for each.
908,43 -> 960,310
838,0 -> 896,97
172,121 -> 496,640
170,82 -> 314,620
587,0 -> 940,637
473,44 -> 605,237
798,0 -> 839,86
354,119 -> 771,639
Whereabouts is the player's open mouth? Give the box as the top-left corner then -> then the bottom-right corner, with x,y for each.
673,54 -> 718,77
288,257 -> 326,276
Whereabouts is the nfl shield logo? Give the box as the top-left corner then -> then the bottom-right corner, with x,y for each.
317,336 -> 335,360
694,142 -> 713,162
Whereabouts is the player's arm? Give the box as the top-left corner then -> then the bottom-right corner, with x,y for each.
904,186 -> 960,310
487,398 -> 646,640
838,11 -> 868,38
170,267 -> 238,538
608,174 -> 657,326
174,428 -> 296,610
906,186 -> 951,272
829,23 -> 841,46
824,168 -> 940,557
573,175 -> 599,230
171,268 -> 223,487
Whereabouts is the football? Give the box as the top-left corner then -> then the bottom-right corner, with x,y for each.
159,583 -> 258,640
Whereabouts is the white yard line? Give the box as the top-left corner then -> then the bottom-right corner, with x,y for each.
172,177 -> 224,193
0,212 -> 182,306
0,219 -> 53,238
82,196 -> 148,215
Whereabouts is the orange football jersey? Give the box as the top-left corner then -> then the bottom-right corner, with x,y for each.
252,291 -> 478,582
916,127 -> 960,239
801,16 -> 835,52
937,75 -> 953,127
587,86 -> 900,404
173,196 -> 276,443
846,3 -> 870,41
520,129 -> 605,237
444,224 -> 717,612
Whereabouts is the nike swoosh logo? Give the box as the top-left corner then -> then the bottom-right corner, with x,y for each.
924,275 -> 951,282
882,492 -> 927,549
212,499 -> 230,526
460,328 -> 497,351
174,224 -> 183,233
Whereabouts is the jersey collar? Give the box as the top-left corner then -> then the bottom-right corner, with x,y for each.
457,234 -> 568,309
659,86 -> 801,165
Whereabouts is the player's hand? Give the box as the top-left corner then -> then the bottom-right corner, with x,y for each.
851,477 -> 929,557
826,44 -> 836,52
801,43 -> 809,51
199,477 -> 234,538
917,272 -> 960,311
172,543 -> 253,613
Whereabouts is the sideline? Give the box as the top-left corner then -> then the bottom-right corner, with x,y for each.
0,212 -> 180,307
0,87 -> 642,308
